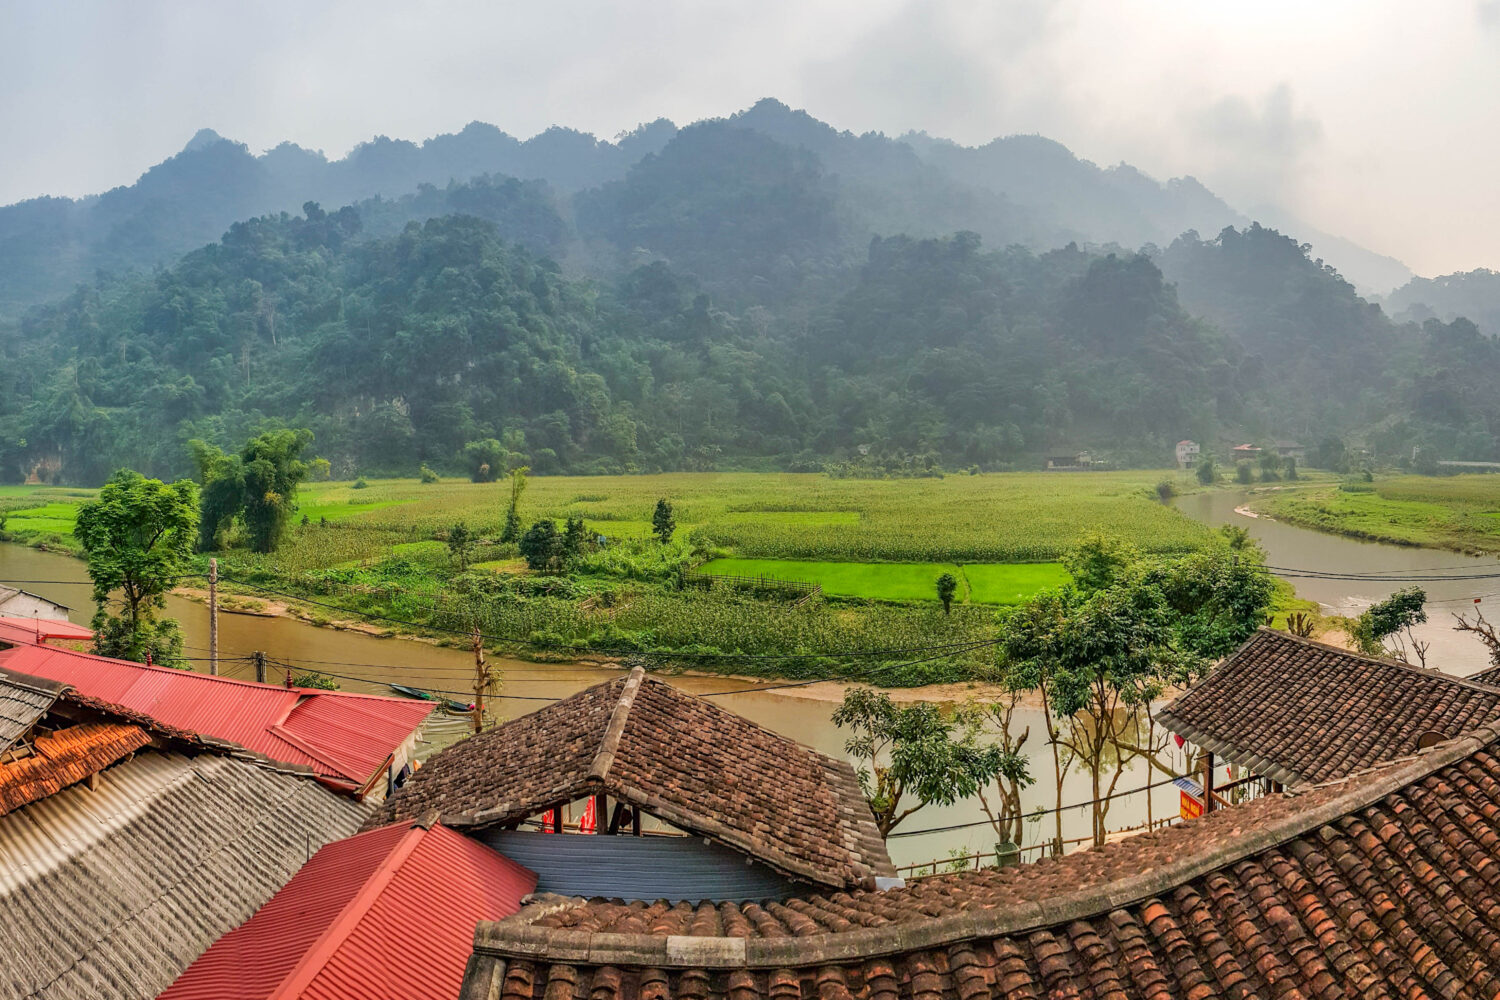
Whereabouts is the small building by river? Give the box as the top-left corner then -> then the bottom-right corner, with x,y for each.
371,665 -> 897,900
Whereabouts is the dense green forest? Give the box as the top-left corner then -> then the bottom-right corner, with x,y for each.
1,101 -> 1497,484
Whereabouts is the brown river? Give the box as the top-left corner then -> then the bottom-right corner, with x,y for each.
3,488 -> 1496,868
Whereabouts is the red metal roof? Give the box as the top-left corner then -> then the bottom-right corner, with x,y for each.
0,643 -> 434,792
0,617 -> 95,645
158,820 -> 536,1000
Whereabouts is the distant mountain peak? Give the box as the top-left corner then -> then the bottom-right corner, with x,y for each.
182,128 -> 228,153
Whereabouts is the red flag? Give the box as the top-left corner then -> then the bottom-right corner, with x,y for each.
1173,733 -> 1185,748
579,797 -> 597,834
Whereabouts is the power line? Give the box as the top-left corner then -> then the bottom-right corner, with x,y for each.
887,772 -> 1191,839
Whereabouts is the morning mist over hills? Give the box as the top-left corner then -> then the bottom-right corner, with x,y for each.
2,97 -> 1498,484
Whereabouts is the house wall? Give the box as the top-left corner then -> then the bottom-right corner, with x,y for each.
480,829 -> 804,902
0,591 -> 71,620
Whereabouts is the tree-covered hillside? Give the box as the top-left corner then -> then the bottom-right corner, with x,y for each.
0,203 -> 1282,483
0,99 -> 1404,317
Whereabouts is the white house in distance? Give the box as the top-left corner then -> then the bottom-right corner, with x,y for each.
1175,440 -> 1200,469
0,587 -> 71,620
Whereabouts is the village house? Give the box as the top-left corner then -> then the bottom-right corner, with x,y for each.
1156,628 -> 1500,797
371,666 -> 896,899
0,664 -> 369,1000
458,719 -> 1500,998
1229,442 -> 1262,461
0,586 -> 71,621
1173,439 -> 1199,469
1271,439 -> 1306,461
0,634 -> 435,799
159,816 -> 538,1000
1044,450 -> 1092,470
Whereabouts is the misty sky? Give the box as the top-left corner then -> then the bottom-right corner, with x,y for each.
3,0 -> 1497,276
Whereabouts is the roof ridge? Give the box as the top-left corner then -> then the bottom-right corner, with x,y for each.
266,821 -> 431,1000
478,723 -> 1500,968
589,666 -> 644,782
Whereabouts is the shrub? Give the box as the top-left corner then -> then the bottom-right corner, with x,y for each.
352,477 -> 369,490
419,464 -> 440,484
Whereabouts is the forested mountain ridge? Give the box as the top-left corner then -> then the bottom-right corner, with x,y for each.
2,192 -> 1492,486
0,99 -> 1407,317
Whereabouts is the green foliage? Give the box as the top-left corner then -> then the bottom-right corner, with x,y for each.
447,521 -> 474,570
308,458 -> 332,482
499,467 -> 529,543
518,519 -> 566,572
1235,461 -> 1254,484
1146,525 -> 1276,659
935,572 -> 958,614
1344,586 -> 1429,658
464,439 -> 504,483
1155,479 -> 1177,502
352,477 -> 369,489
292,671 -> 339,690
562,514 -> 588,558
1061,531 -> 1140,594
1195,458 -> 1217,485
74,469 -> 199,664
652,498 -> 676,544
833,687 -> 1021,836
419,464 -> 440,484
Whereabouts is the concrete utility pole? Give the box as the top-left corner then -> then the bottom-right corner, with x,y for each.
254,650 -> 267,685
471,627 -> 490,734
208,558 -> 218,675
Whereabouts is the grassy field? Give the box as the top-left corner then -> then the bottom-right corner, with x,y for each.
1252,475 -> 1500,554
699,557 -> 1069,605
0,469 -> 1212,683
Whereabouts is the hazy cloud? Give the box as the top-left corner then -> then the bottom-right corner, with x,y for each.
2,0 -> 1499,274
1183,84 -> 1324,212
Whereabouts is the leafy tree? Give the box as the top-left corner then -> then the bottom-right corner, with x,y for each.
832,687 -> 1017,837
562,514 -> 588,558
190,429 -> 312,553
499,466 -> 529,543
1283,457 -> 1298,480
959,666 -> 1037,846
935,572 -> 958,614
1004,579 -> 1191,847
1195,458 -> 1217,485
1235,461 -> 1254,484
308,458 -> 332,482
652,498 -> 676,544
447,521 -> 474,570
292,671 -> 339,690
1345,586 -> 1429,665
1062,531 -> 1140,593
1258,452 -> 1282,481
1146,525 -> 1275,658
74,469 -> 199,664
239,429 -> 313,552
1154,479 -> 1177,502
419,463 -> 440,484
464,439 -> 504,482
518,519 -> 565,573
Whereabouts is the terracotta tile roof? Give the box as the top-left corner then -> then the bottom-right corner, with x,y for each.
1157,627 -> 1500,785
0,721 -> 151,816
159,818 -> 536,1000
1471,662 -> 1500,686
373,667 -> 894,889
462,724 -> 1500,1000
0,641 -> 433,794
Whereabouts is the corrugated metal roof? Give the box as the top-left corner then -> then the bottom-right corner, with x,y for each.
159,820 -> 536,1000
0,616 -> 93,646
0,749 -> 369,1000
0,643 -> 434,791
482,830 -> 800,902
0,668 -> 65,753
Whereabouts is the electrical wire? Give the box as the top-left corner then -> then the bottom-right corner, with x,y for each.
886,772 -> 1192,838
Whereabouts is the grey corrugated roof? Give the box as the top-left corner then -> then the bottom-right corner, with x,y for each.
0,669 -> 66,754
0,750 -> 370,1000
481,830 -> 801,903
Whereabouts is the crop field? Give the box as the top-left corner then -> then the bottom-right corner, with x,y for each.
6,470 -> 1205,567
698,558 -> 1070,605
1253,475 -> 1500,554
